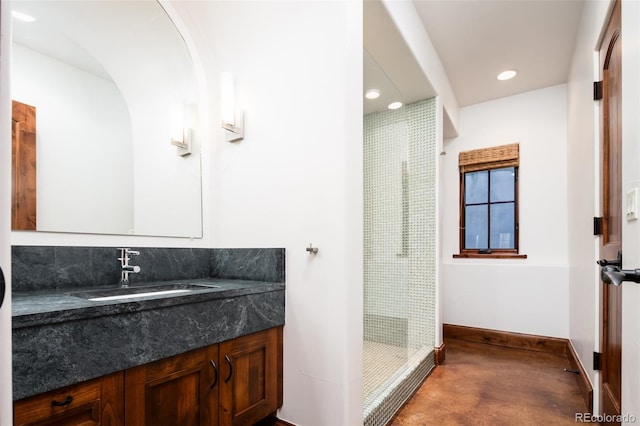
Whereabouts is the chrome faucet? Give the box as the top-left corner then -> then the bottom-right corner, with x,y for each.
118,248 -> 140,287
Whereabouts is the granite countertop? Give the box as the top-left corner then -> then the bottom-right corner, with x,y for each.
13,277 -> 286,400
12,277 -> 285,329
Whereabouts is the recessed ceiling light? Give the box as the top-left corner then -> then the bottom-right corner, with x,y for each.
365,89 -> 381,100
497,70 -> 517,81
12,11 -> 35,22
388,102 -> 403,110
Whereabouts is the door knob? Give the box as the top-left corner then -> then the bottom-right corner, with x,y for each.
600,265 -> 640,286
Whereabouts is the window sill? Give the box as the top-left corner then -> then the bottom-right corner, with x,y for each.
453,253 -> 528,259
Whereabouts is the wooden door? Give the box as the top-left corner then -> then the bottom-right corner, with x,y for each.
124,345 -> 219,426
11,100 -> 37,230
219,328 -> 278,426
599,0 -> 622,421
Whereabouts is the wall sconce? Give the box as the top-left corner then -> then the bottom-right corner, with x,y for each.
171,128 -> 192,156
170,100 -> 192,156
221,72 -> 244,142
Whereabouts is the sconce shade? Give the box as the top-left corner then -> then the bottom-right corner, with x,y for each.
221,72 -> 244,142
171,128 -> 192,156
170,100 -> 192,156
221,72 -> 235,126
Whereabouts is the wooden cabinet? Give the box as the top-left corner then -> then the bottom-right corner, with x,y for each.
14,372 -> 124,426
14,326 -> 282,426
219,327 -> 280,426
124,344 -> 219,426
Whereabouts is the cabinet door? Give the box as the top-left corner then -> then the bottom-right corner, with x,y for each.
219,328 -> 279,426
14,372 -> 124,426
125,345 -> 219,426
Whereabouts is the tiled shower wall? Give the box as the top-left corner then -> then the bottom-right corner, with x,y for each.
363,98 -> 437,425
364,98 -> 437,348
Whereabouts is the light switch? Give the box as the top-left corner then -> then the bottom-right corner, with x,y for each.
626,188 -> 639,221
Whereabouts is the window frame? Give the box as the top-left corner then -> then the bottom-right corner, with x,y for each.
454,144 -> 526,259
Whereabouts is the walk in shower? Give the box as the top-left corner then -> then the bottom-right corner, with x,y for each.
363,67 -> 437,425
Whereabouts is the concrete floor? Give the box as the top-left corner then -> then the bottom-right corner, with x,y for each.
391,338 -> 590,425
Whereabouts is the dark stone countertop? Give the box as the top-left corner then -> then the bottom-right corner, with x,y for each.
12,278 -> 285,400
12,278 -> 284,328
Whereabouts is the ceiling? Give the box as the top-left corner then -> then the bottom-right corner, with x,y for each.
364,0 -> 586,113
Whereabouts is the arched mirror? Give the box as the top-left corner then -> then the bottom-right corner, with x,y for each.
10,0 -> 202,238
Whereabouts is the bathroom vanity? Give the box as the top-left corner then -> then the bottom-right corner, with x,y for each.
13,326 -> 282,426
11,247 -> 285,426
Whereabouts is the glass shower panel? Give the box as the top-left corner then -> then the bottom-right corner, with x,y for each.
363,119 -> 410,404
363,97 -> 437,426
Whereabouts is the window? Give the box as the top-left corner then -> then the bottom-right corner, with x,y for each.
455,143 -> 526,259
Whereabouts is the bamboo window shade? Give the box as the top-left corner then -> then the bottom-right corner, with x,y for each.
459,143 -> 519,173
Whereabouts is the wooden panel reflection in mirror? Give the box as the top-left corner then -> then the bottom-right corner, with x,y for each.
12,100 -> 36,230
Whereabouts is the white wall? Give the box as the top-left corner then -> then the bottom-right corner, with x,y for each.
170,1 -> 363,425
441,84 -> 570,338
566,0 -> 612,414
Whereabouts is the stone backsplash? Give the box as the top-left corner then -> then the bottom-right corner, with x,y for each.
12,246 -> 285,292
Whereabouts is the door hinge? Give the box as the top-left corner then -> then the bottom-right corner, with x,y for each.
594,217 -> 603,235
593,352 -> 602,371
594,81 -> 603,101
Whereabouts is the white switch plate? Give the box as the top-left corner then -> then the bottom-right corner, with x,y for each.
626,188 -> 639,221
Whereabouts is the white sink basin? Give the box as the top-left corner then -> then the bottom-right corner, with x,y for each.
87,289 -> 192,301
71,283 -> 220,302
